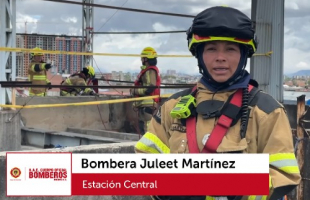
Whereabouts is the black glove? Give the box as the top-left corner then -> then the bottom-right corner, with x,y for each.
89,91 -> 99,96
47,82 -> 52,90
44,63 -> 52,70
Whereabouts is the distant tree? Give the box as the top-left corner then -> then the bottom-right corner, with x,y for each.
284,76 -> 291,82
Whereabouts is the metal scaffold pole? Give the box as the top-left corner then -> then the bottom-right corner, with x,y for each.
250,0 -> 284,103
0,0 -> 16,108
82,0 -> 94,69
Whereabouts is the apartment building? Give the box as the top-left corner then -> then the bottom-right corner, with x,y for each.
55,36 -> 82,74
15,33 -> 83,77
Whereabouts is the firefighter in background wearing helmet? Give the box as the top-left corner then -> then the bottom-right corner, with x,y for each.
135,6 -> 300,200
28,47 -> 52,96
60,65 -> 98,96
131,47 -> 161,135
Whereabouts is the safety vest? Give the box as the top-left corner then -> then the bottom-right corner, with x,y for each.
134,66 -> 161,103
186,84 -> 255,153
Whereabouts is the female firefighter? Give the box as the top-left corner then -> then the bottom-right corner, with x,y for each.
134,6 -> 301,200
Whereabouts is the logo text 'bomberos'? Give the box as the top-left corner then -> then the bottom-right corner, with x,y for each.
29,168 -> 67,181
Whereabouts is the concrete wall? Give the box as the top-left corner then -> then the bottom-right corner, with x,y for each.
66,127 -> 140,141
0,111 -> 21,151
16,96 -> 139,133
0,142 -> 151,200
16,95 -> 309,134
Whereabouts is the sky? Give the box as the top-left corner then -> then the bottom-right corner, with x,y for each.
15,0 -> 310,75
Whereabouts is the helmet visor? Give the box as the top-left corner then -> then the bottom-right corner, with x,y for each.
189,34 -> 256,53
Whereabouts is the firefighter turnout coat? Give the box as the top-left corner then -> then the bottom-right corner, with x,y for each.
135,81 -> 301,200
132,66 -> 161,107
28,61 -> 50,96
60,73 -> 93,96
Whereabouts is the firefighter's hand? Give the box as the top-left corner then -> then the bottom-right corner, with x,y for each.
44,63 -> 52,70
47,82 -> 52,90
90,91 -> 99,96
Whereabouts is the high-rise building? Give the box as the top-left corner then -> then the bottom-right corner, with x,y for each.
55,36 -> 82,74
167,69 -> 177,76
15,33 -> 83,78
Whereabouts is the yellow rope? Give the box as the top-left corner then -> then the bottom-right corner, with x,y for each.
0,47 -> 192,58
0,47 -> 274,58
0,94 -> 172,109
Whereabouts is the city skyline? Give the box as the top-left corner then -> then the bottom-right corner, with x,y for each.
12,32 -> 307,78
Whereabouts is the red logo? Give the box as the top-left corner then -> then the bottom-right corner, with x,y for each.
29,168 -> 68,181
10,167 -> 21,178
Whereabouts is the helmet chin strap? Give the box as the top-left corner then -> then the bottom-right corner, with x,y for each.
197,44 -> 249,89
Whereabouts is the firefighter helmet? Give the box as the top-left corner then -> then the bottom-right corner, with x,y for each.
31,47 -> 44,56
86,65 -> 95,77
141,47 -> 157,59
187,6 -> 257,57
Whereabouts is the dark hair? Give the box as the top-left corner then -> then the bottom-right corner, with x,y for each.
82,67 -> 89,75
147,58 -> 157,66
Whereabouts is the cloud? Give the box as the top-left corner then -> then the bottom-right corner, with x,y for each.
15,0 -> 310,75
285,1 -> 299,10
284,48 -> 310,73
296,61 -> 309,69
61,17 -> 78,23
92,32 -> 198,74
16,13 -> 39,33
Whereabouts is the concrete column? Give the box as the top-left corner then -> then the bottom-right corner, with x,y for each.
0,110 -> 21,151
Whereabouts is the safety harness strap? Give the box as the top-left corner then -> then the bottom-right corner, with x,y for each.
186,117 -> 200,153
186,84 -> 254,153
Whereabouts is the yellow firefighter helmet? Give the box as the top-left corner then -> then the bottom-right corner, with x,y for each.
87,65 -> 95,77
31,47 -> 44,56
141,47 -> 157,59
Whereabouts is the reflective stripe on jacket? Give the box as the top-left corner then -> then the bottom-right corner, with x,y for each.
28,62 -> 49,96
60,73 -> 92,95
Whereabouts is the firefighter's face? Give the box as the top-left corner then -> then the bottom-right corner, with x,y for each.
33,55 -> 43,62
202,41 -> 240,83
141,57 -> 147,65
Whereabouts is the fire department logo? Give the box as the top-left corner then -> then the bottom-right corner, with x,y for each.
10,167 -> 21,178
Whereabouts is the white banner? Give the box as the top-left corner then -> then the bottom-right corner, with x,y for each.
7,152 -> 71,196
72,153 -> 269,173
7,153 -> 270,196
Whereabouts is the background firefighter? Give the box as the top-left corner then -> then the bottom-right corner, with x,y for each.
131,47 -> 161,135
135,6 -> 301,200
28,47 -> 52,96
60,65 -> 98,96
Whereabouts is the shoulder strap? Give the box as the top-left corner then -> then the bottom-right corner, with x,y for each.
165,86 -> 194,102
147,66 -> 159,73
186,84 -> 254,153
